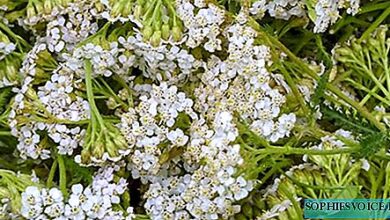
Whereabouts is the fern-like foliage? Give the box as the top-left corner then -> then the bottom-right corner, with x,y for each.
358,132 -> 390,158
321,104 -> 377,134
321,103 -> 389,158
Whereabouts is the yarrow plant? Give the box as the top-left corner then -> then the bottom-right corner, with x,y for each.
0,0 -> 388,219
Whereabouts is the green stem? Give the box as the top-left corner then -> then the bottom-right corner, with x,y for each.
255,146 -> 357,155
383,163 -> 390,198
369,166 -> 384,199
359,72 -> 386,106
358,1 -> 390,14
359,6 -> 390,42
46,160 -> 58,188
143,0 -> 158,21
347,78 -> 390,106
163,0 -> 178,25
0,22 -> 30,49
279,63 -> 311,120
0,131 -> 11,136
147,0 -> 162,27
358,50 -> 390,99
331,17 -> 370,34
84,59 -> 105,127
97,78 -> 128,108
57,155 -> 67,196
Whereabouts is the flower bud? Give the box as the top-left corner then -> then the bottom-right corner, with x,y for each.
367,38 -> 380,49
105,137 -> 118,158
151,31 -> 162,47
377,26 -> 387,44
92,142 -> 104,159
122,191 -> 131,207
351,41 -> 362,53
297,170 -> 313,184
336,56 -> 353,63
26,87 -> 38,100
106,97 -> 117,110
335,47 -> 352,58
94,2 -> 105,12
313,171 -> 324,186
59,0 -> 71,7
81,149 -> 92,163
34,68 -> 46,79
134,5 -> 143,19
142,25 -> 153,41
282,180 -> 296,195
43,0 -> 53,14
172,25 -> 182,42
112,134 -> 128,150
161,23 -> 170,41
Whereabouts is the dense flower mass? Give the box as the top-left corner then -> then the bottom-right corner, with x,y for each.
0,0 -> 388,219
20,165 -> 134,219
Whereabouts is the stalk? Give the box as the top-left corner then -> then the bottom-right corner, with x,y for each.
46,160 -> 58,188
57,155 -> 67,197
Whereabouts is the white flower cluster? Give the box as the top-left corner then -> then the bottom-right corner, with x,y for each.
63,33 -> 200,84
48,125 -> 85,156
44,2 -> 99,53
143,112 -> 253,219
6,0 -> 299,218
250,0 -> 305,20
194,15 -> 296,142
176,0 -> 225,51
249,0 -> 360,33
312,0 -> 360,33
37,65 -> 89,121
313,0 -> 339,33
20,166 -> 135,220
21,1 -> 101,29
119,82 -> 197,182
9,43 -> 89,159
66,43 -> 119,78
118,34 -> 200,83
